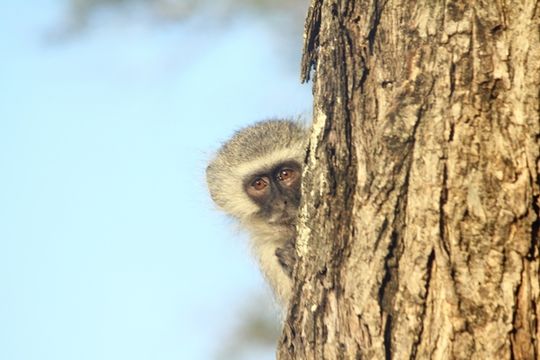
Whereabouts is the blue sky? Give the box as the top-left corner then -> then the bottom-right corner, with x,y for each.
0,2 -> 311,359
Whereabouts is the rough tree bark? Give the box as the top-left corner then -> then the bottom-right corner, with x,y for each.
278,1 -> 540,359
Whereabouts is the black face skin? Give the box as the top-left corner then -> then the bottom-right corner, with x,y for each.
244,161 -> 301,225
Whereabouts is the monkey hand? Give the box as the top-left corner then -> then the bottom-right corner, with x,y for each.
275,238 -> 297,278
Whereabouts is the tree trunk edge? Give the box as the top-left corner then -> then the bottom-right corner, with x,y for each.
280,1 -> 540,359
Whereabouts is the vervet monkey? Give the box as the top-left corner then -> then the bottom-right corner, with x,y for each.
206,120 -> 308,305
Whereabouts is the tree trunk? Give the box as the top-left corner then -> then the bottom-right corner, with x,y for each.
278,1 -> 540,359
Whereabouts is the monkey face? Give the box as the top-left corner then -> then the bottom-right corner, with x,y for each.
243,161 -> 301,225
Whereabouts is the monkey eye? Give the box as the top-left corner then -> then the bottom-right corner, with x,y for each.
277,168 -> 298,185
277,168 -> 295,181
251,177 -> 269,191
